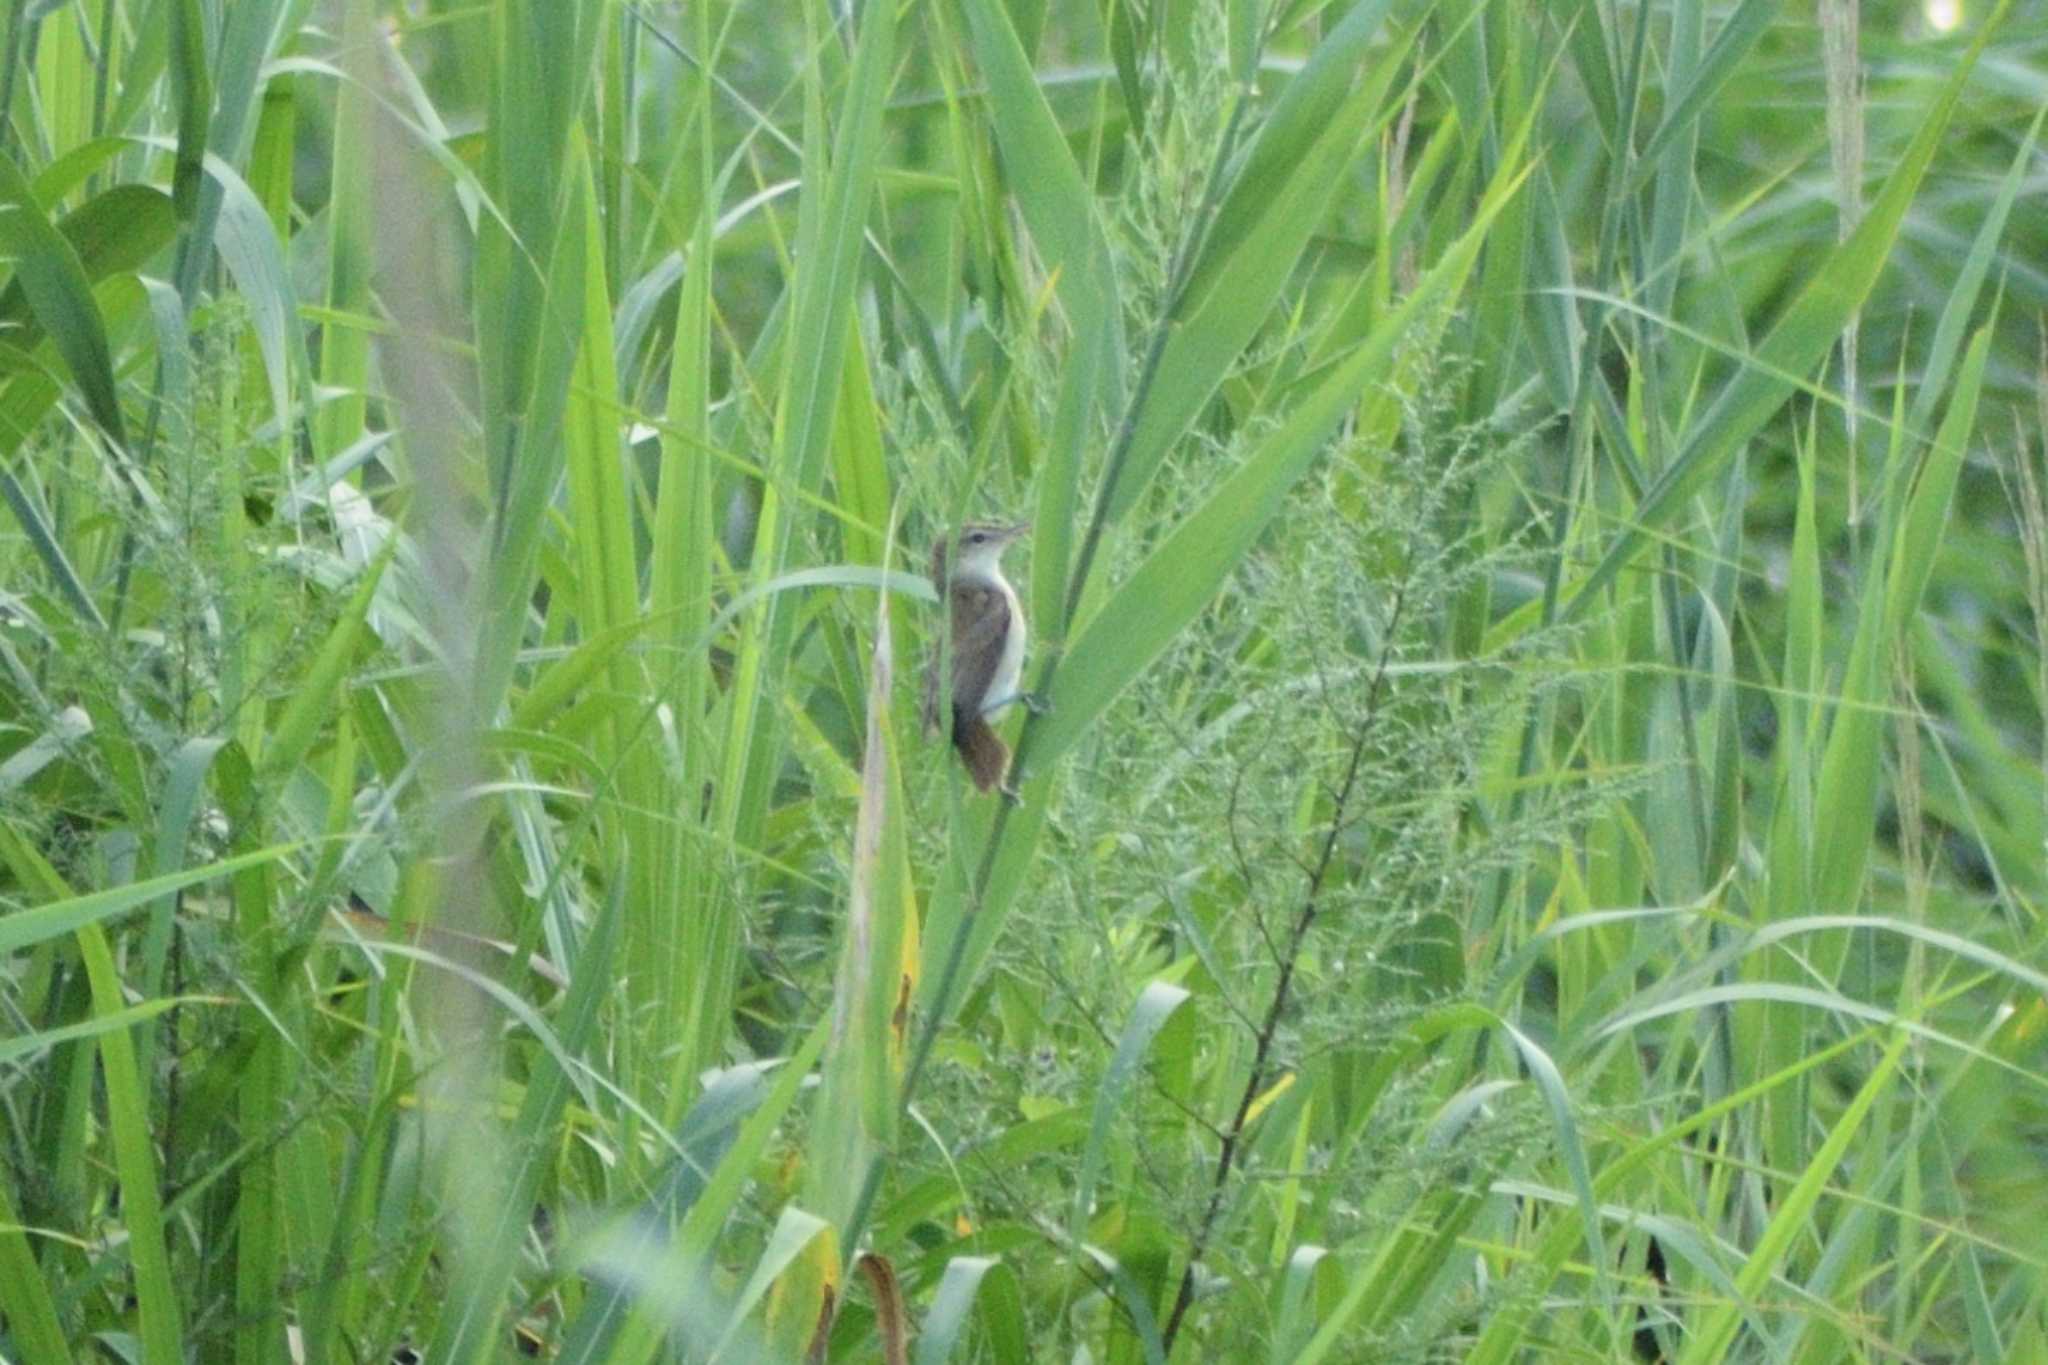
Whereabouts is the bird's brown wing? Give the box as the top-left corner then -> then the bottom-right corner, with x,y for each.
946,583 -> 1011,725
924,582 -> 1009,734
953,713 -> 1010,793
920,582 -> 1016,794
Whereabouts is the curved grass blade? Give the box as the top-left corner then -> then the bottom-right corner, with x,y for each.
1029,154 -> 1530,770
1631,0 -> 1778,176
0,839 -> 302,954
0,1173 -> 71,1364
1674,1030 -> 1911,1365
716,0 -> 893,840
1074,981 -> 1190,1247
1900,102 -> 2041,450
1268,1244 -> 1333,1364
0,150 -> 127,446
79,922 -> 184,1361
914,1255 -> 1027,1365
712,1205 -> 834,1361
0,183 -> 177,340
203,150 -> 307,438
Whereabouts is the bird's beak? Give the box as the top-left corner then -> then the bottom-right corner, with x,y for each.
1002,521 -> 1032,542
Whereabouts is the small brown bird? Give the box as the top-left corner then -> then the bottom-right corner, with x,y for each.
923,521 -> 1031,794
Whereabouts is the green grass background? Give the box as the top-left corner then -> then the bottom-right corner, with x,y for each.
0,0 -> 2044,1360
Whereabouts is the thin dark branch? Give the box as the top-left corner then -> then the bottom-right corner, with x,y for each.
1146,858 -> 1260,1038
1226,761 -> 1288,969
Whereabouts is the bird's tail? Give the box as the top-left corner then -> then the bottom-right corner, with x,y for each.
953,715 -> 1011,794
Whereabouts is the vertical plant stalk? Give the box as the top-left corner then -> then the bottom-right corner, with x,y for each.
2038,338 -> 2048,846
837,60 -> 1265,1258
1820,0 -> 1863,517
2014,330 -> 2048,852
1159,582 -> 1410,1352
351,3 -> 509,1341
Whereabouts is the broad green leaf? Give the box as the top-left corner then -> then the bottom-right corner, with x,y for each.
0,465 -> 104,628
171,0 -> 311,302
203,151 -> 306,440
677,1021 -> 835,1259
1107,2 -> 1409,520
1028,155 -> 1530,770
715,1205 -> 833,1361
954,0 -> 1121,374
809,581 -> 916,1229
915,1256 -> 1007,1365
956,0 -> 1121,635
166,0 -> 211,219
560,1028 -> 831,1363
1268,1244 -> 1334,1365
0,150 -> 127,446
0,841 -> 303,955
0,183 -> 177,344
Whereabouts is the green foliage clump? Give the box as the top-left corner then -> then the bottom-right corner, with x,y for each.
2,2 -> 2047,1363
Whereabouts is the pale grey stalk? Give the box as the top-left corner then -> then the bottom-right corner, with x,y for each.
349,0 -> 509,1317
1820,0 -> 1864,517
2020,334 -> 2048,866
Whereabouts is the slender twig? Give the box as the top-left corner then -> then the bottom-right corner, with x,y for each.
1160,580 -> 1411,1351
1227,760 -> 1287,968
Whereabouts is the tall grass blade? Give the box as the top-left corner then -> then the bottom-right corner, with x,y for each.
1675,1029 -> 1912,1365
1566,2 -> 2006,614
718,0 -> 893,843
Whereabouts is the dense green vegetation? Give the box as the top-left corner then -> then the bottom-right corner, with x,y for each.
2,0 -> 2044,1360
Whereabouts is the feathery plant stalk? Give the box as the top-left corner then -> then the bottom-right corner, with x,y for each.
1064,382 -> 1580,1356
1158,575 -> 1412,1353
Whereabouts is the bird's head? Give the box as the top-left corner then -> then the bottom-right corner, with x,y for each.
932,521 -> 1029,584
